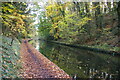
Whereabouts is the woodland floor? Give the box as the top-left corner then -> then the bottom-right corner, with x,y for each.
19,39 -> 71,78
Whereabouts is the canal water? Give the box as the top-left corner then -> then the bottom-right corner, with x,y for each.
35,40 -> 120,79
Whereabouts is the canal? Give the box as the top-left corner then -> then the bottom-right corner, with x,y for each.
34,40 -> 120,79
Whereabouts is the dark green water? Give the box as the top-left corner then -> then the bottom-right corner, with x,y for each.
36,40 -> 120,79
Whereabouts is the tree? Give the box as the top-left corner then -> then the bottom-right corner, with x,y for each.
44,2 -> 91,42
1,2 -> 32,42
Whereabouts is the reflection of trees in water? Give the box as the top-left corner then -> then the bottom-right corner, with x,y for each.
38,41 -> 120,79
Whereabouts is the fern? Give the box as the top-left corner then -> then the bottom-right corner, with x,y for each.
0,35 -> 21,78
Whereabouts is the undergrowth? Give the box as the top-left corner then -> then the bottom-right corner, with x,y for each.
0,35 -> 22,78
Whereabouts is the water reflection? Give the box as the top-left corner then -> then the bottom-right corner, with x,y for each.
36,40 -> 120,79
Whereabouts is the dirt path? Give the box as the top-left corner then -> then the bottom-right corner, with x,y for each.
20,39 -> 71,79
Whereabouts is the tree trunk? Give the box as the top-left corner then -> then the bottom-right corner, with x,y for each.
94,2 -> 103,30
76,2 -> 81,16
85,2 -> 91,37
117,2 -> 120,25
85,2 -> 89,15
10,38 -> 14,46
117,1 -> 120,47
107,2 -> 111,12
